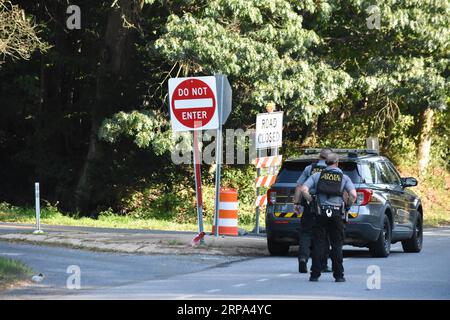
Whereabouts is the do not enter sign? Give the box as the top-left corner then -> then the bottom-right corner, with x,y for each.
168,76 -> 219,131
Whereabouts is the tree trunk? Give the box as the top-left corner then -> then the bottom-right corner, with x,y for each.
301,115 -> 319,147
381,120 -> 394,154
417,107 -> 434,175
74,0 -> 144,215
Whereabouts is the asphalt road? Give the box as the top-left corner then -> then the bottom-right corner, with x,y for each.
0,222 -> 200,235
1,227 -> 450,299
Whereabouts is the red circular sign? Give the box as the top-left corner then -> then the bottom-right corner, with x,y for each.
171,79 -> 216,129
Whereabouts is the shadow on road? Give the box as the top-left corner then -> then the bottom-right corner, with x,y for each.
275,246 -> 405,259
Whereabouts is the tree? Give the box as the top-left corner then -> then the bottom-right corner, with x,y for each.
316,0 -> 449,172
74,0 -> 146,214
0,0 -> 48,63
154,0 -> 351,127
100,0 -> 353,157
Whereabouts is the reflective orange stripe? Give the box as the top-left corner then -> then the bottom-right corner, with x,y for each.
255,195 -> 267,207
254,155 -> 283,168
212,226 -> 238,236
219,210 -> 238,219
255,175 -> 277,187
219,192 -> 237,202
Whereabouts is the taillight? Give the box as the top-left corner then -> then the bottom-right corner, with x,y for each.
356,189 -> 372,206
267,189 -> 277,205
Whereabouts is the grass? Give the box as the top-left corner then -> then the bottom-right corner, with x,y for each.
424,208 -> 450,227
1,165 -> 447,231
398,166 -> 450,228
0,257 -> 32,290
0,202 -> 260,233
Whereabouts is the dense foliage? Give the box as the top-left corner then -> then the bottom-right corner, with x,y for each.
0,1 -> 448,224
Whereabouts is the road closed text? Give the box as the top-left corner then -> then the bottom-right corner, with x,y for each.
257,131 -> 281,146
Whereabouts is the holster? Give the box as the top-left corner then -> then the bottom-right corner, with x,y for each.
310,196 -> 320,217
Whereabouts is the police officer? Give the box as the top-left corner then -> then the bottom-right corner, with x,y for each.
300,153 -> 356,282
293,148 -> 332,274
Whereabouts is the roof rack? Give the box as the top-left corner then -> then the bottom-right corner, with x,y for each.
303,148 -> 379,155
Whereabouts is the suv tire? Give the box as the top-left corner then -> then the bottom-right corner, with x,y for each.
369,215 -> 391,258
267,238 -> 289,256
402,214 -> 423,253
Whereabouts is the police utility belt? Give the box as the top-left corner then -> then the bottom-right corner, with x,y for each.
318,204 -> 344,218
312,201 -> 348,222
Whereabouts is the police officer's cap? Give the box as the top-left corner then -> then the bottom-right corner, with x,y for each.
319,148 -> 332,159
326,152 -> 339,165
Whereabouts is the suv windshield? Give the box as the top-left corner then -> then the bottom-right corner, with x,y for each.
276,161 -> 362,184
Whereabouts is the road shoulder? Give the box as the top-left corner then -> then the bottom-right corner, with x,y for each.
0,223 -> 268,256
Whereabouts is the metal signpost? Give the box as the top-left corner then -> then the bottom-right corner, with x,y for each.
33,182 -> 44,234
192,128 -> 204,235
212,74 -> 232,237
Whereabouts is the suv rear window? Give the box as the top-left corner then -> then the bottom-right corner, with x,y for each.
276,162 -> 310,183
276,161 -> 362,184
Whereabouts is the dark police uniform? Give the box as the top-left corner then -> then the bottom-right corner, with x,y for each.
303,167 -> 355,280
296,160 -> 328,270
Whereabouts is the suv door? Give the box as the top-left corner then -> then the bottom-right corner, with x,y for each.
385,161 -> 416,231
375,161 -> 411,234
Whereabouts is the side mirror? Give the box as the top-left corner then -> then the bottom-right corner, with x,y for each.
401,177 -> 418,187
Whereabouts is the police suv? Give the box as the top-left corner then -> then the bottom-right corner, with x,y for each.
265,149 -> 423,258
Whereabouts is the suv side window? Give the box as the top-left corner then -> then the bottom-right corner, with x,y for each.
386,162 -> 402,184
360,163 -> 374,183
376,162 -> 400,185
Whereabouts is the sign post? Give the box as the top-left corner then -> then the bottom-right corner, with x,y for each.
193,128 -> 204,235
254,149 -> 262,234
33,182 -> 44,234
366,137 -> 379,151
212,75 -> 232,237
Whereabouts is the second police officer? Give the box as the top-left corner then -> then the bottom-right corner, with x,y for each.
300,152 -> 357,282
293,148 -> 332,274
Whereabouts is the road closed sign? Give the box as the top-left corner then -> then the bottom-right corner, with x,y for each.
168,76 -> 219,131
255,111 -> 283,149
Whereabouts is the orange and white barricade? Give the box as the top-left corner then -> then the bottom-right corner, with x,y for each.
212,188 -> 238,236
253,155 -> 283,169
253,155 -> 282,207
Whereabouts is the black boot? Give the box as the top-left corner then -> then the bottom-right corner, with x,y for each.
321,266 -> 332,273
309,275 -> 319,282
298,258 -> 308,273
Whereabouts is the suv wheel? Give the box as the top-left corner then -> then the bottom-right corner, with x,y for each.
267,238 -> 289,256
369,215 -> 391,258
401,214 -> 423,253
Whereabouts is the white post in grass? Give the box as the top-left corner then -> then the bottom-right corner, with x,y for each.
33,182 -> 44,234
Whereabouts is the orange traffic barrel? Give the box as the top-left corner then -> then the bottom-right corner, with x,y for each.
212,188 -> 238,236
